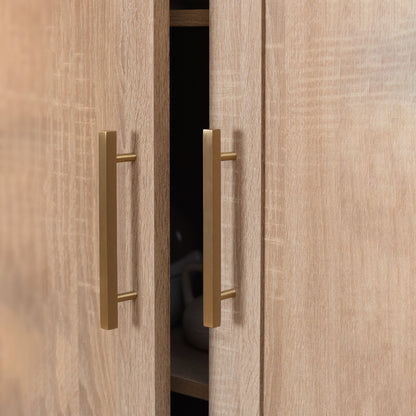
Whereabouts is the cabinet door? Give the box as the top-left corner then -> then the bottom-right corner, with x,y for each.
209,1 -> 263,414
264,1 -> 416,414
0,1 -> 169,415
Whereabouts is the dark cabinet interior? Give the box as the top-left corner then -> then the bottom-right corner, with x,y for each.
169,3 -> 209,415
170,0 -> 209,9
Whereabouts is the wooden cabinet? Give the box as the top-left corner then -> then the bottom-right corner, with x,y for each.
0,1 -> 169,415
209,1 -> 262,414
264,1 -> 416,414
1,1 -> 416,415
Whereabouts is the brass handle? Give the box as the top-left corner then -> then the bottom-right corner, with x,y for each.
99,131 -> 137,330
203,129 -> 237,328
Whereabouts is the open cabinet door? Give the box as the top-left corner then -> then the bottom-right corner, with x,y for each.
209,1 -> 263,415
264,1 -> 416,414
0,1 -> 169,415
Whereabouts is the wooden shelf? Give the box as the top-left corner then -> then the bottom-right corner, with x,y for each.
171,326 -> 209,401
170,9 -> 209,27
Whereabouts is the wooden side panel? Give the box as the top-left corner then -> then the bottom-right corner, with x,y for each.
0,1 -> 169,415
209,1 -> 263,415
264,1 -> 416,414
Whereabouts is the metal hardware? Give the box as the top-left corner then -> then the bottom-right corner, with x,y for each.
99,131 -> 137,330
203,129 -> 237,328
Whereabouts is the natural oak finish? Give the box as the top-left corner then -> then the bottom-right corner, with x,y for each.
0,1 -> 169,415
264,1 -> 416,414
170,9 -> 209,27
209,0 -> 263,414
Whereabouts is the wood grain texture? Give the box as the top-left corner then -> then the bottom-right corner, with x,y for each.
0,1 -> 169,415
209,0 -> 263,414
264,1 -> 416,414
170,10 -> 209,27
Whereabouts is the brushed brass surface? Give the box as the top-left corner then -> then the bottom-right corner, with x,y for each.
220,289 -> 236,301
220,152 -> 237,161
117,291 -> 138,302
99,131 -> 137,330
116,153 -> 136,162
203,129 -> 236,328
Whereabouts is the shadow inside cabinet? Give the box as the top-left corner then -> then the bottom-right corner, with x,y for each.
171,392 -> 208,415
169,11 -> 209,416
170,0 -> 209,9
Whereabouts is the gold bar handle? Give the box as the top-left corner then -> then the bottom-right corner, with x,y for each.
99,131 -> 137,330
203,129 -> 236,328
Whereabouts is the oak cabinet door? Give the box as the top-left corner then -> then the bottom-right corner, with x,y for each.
264,1 -> 416,414
209,1 -> 263,415
0,1 -> 169,415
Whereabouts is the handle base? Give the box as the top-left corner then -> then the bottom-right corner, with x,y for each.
220,289 -> 236,301
118,291 -> 138,302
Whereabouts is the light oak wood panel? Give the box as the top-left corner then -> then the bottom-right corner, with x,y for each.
0,1 -> 169,415
264,1 -> 416,414
209,1 -> 263,414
